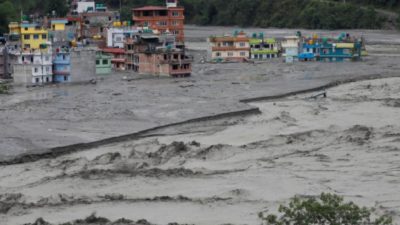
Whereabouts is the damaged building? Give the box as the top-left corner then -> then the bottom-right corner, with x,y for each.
125,32 -> 192,77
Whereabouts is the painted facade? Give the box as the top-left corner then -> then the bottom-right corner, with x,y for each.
132,0 -> 185,43
12,49 -> 53,85
299,33 -> 362,62
125,32 -> 192,77
20,23 -> 49,50
281,36 -> 300,63
249,35 -> 279,60
96,52 -> 112,74
208,32 -> 250,62
53,48 -> 71,82
102,48 -> 126,70
106,27 -> 140,48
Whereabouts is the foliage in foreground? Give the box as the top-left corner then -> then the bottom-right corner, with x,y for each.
260,193 -> 393,225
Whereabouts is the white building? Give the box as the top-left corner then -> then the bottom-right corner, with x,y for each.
106,27 -> 141,48
281,36 -> 300,63
77,1 -> 95,13
12,49 -> 53,85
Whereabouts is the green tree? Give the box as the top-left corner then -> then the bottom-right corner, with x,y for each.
261,193 -> 393,225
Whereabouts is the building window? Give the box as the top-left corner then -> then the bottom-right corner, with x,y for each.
24,34 -> 30,40
239,42 -> 245,47
172,65 -> 178,70
52,25 -> 56,30
172,21 -> 178,26
62,55 -> 66,60
216,52 -> 221,57
240,52 -> 246,56
33,34 -> 39,39
102,59 -> 108,65
96,60 -> 100,65
35,78 -> 39,83
46,77 -> 49,82
172,11 -> 179,16
24,27 -> 28,31
228,52 -> 233,57
46,67 -> 50,73
64,76 -> 68,81
34,67 -> 38,73
45,56 -> 50,61
158,21 -> 167,26
42,34 -> 47,39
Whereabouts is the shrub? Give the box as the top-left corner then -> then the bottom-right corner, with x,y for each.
260,193 -> 393,225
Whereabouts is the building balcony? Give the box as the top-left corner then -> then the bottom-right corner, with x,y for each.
212,46 -> 250,51
53,70 -> 70,75
160,56 -> 193,65
170,68 -> 191,75
133,16 -> 185,21
53,59 -> 71,65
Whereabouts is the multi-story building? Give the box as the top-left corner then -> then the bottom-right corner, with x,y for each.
249,35 -> 280,60
299,33 -> 362,62
132,0 -> 185,43
20,23 -> 50,50
53,48 -> 71,82
96,52 -> 112,74
208,31 -> 250,62
73,0 -> 96,13
12,48 -> 53,85
106,27 -> 141,48
125,32 -> 192,77
101,48 -> 125,70
281,36 -> 300,63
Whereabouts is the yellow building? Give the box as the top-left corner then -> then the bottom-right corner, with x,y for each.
8,22 -> 21,35
51,19 -> 68,31
20,23 -> 49,50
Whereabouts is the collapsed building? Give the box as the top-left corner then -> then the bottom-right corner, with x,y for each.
125,32 -> 192,77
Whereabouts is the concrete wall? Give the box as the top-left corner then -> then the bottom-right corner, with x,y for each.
13,64 -> 33,85
70,49 -> 96,82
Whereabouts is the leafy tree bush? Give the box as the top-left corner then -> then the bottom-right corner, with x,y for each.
260,193 -> 393,225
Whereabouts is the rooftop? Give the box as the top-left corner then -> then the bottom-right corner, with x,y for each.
133,5 -> 183,11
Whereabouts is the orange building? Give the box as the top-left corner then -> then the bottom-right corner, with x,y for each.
132,0 -> 185,43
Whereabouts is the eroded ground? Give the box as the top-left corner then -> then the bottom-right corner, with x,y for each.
1,77 -> 400,225
1,27 -> 400,158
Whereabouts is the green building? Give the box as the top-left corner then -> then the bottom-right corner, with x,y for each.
250,33 -> 280,60
96,53 -> 112,75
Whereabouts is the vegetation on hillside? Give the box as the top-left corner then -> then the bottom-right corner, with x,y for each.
260,193 -> 393,225
0,0 -> 399,34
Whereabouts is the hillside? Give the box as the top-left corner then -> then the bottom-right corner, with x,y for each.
0,0 -> 399,34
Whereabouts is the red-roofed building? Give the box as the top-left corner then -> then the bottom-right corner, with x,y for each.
132,0 -> 185,43
102,47 -> 126,70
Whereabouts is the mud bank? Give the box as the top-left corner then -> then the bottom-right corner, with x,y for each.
1,26 -> 400,158
1,77 -> 400,225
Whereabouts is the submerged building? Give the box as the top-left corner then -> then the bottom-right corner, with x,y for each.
0,45 -> 11,79
208,31 -> 250,62
12,48 -> 53,85
102,47 -> 126,70
53,48 -> 71,83
96,52 -> 112,74
281,36 -> 300,63
132,0 -> 185,43
299,33 -> 363,62
125,32 -> 192,77
249,33 -> 279,60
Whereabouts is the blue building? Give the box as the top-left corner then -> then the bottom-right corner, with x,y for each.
53,49 -> 71,82
299,33 -> 362,62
